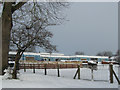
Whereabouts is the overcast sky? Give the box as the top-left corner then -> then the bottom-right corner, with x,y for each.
48,2 -> 118,56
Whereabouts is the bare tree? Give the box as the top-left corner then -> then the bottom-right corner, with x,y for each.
75,51 -> 85,55
1,2 -> 26,74
25,46 -> 36,52
96,51 -> 113,56
1,1 -> 68,74
9,2 -> 68,79
10,41 -> 37,52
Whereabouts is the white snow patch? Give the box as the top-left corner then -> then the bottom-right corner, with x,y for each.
2,65 -> 119,88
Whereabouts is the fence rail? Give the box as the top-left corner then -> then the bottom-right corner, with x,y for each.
19,63 -> 80,69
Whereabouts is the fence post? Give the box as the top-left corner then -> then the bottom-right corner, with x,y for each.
91,67 -> 94,81
109,63 -> 113,83
44,64 -> 47,75
24,63 -> 26,72
33,64 -> 35,73
57,64 -> 60,77
39,64 -> 40,69
30,64 -> 32,69
118,66 -> 120,88
112,66 -> 120,85
73,69 -> 78,79
78,65 -> 80,79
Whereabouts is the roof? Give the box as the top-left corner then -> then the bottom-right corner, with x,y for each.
9,51 -> 109,59
40,53 -> 64,56
75,55 -> 108,59
40,55 -> 70,58
9,51 -> 17,55
23,52 -> 40,55
9,51 -> 64,56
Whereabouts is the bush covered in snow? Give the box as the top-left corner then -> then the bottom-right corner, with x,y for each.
2,67 -> 13,80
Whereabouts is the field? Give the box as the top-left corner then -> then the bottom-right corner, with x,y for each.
2,64 -> 119,88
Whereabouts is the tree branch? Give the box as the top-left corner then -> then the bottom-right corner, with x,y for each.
12,2 -> 27,13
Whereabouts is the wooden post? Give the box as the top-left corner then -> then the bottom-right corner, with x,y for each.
44,64 -> 47,75
30,64 -> 32,69
24,63 -> 26,72
59,64 -> 61,69
33,64 -> 35,73
57,64 -> 60,77
112,67 -> 120,85
38,64 -> 39,69
91,68 -> 94,81
54,64 -> 55,69
73,64 -> 80,79
78,65 -> 80,79
109,63 -> 113,83
73,69 -> 78,79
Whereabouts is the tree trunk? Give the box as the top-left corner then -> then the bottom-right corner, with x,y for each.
1,2 -> 12,75
12,50 -> 22,79
0,17 -> 2,75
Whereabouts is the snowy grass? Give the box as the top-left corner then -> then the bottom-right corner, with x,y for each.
2,64 -> 119,88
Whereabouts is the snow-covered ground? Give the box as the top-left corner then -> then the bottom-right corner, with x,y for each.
2,64 -> 119,88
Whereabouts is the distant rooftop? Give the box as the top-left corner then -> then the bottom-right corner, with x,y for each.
9,51 -> 109,59
9,51 -> 64,56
